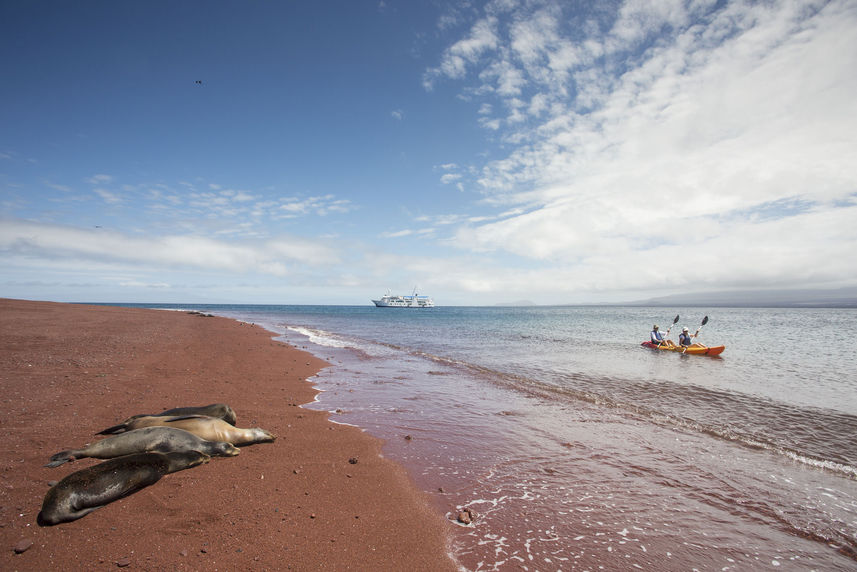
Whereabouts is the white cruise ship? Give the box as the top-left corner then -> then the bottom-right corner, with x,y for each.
372,289 -> 434,308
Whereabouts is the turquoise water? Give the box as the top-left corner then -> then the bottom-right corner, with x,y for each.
145,304 -> 857,570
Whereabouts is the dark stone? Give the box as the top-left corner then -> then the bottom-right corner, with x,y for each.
13,539 -> 33,554
456,508 -> 475,525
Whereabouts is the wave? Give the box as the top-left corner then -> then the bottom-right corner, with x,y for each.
286,326 -> 353,348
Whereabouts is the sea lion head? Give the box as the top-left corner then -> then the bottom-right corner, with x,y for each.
164,450 -> 210,473
216,404 -> 238,426
209,441 -> 241,457
249,428 -> 276,443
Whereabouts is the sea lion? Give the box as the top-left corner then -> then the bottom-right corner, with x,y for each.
46,426 -> 240,468
98,403 -> 237,435
37,450 -> 209,526
97,414 -> 275,446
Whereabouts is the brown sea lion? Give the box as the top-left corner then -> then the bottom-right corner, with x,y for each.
46,426 -> 240,468
97,414 -> 275,446
37,451 -> 209,526
97,403 -> 237,435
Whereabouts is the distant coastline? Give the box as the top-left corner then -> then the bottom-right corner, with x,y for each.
488,287 -> 857,308
623,287 -> 857,308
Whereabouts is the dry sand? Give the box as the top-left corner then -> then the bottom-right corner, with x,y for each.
0,298 -> 456,570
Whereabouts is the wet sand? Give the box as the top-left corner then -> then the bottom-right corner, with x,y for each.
0,298 -> 455,570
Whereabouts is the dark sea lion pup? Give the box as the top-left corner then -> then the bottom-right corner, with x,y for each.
37,450 -> 209,526
46,426 -> 240,468
103,415 -> 275,446
97,403 -> 237,435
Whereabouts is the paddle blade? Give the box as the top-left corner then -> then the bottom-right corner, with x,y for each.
702,315 -> 709,326
673,315 -> 680,324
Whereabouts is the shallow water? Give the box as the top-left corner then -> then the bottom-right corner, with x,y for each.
157,304 -> 857,570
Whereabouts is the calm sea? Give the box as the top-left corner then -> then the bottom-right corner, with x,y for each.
145,304 -> 857,570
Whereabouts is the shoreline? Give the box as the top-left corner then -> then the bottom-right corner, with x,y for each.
0,298 -> 456,570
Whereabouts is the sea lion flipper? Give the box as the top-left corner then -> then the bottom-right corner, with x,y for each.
45,453 -> 70,468
97,423 -> 129,435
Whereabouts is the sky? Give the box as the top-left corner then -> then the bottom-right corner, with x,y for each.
2,0 -> 856,306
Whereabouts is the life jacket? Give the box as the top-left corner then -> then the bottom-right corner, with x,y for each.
679,332 -> 691,346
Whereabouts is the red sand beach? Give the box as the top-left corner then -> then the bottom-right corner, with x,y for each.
0,298 -> 456,570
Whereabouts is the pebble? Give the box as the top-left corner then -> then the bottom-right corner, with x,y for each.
116,556 -> 131,567
13,538 -> 33,554
457,508 -> 475,525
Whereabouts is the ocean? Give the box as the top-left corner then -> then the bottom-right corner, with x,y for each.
147,304 -> 857,570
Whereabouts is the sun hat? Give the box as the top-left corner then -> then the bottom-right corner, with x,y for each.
682,327 -> 689,332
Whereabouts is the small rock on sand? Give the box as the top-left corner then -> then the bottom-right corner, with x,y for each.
456,508 -> 475,525
13,539 -> 33,554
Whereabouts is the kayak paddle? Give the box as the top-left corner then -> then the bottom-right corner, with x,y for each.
696,315 -> 709,337
664,314 -> 679,339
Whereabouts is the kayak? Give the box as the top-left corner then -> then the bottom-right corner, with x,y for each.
641,341 -> 725,356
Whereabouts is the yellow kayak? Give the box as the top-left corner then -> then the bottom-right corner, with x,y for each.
641,341 -> 725,356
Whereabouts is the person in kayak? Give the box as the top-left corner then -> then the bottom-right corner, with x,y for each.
679,327 -> 696,347
651,325 -> 669,346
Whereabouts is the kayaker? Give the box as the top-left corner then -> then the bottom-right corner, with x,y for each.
651,325 -> 667,345
679,327 -> 696,347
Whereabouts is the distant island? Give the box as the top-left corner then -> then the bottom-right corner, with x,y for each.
623,287 -> 857,308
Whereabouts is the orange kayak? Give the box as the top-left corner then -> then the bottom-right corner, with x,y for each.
641,341 -> 725,356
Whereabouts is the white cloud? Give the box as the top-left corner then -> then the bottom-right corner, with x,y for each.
0,220 -> 342,276
424,15 -> 500,88
274,195 -> 354,218
46,183 -> 73,193
380,229 -> 414,238
93,188 -> 122,204
425,0 -> 857,297
87,174 -> 113,185
119,280 -> 171,289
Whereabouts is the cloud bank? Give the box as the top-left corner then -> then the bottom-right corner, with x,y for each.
423,0 -> 857,298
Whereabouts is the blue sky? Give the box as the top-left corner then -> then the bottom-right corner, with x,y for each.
2,0 -> 856,305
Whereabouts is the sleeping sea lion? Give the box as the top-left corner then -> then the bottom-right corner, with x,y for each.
46,426 -> 240,468
98,403 -> 237,435
98,415 -> 275,446
37,450 -> 209,526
